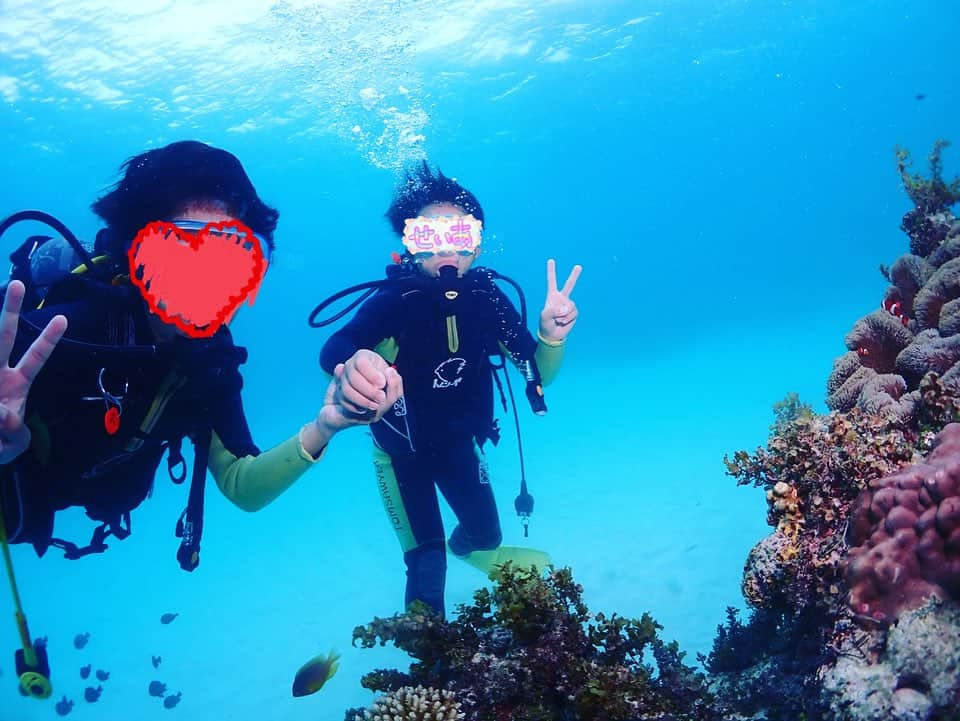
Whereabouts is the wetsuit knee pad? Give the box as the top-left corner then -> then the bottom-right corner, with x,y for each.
403,540 -> 447,617
447,523 -> 502,557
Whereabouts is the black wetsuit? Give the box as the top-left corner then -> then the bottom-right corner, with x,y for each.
319,266 -> 538,616
0,277 -> 259,557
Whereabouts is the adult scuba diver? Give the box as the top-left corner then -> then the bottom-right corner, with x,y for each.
0,140 -> 400,700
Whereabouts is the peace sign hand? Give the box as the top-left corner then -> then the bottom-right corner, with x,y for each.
539,259 -> 582,344
0,281 -> 68,465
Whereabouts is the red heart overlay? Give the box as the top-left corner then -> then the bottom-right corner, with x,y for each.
128,220 -> 268,338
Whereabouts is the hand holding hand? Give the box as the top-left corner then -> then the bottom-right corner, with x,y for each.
317,349 -> 403,435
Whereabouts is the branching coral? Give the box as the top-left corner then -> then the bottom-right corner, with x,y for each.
725,402 -> 923,615
359,685 -> 464,721
896,140 -> 960,255
349,565 -> 713,721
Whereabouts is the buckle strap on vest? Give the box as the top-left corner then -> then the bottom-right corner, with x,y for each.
175,427 -> 210,572
49,513 -> 131,559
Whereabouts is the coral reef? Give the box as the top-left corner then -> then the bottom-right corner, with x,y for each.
844,423 -> 960,626
897,140 -> 960,255
725,405 -> 922,617
818,598 -> 960,721
711,142 -> 960,721
703,607 -> 826,720
826,143 -> 960,425
352,685 -> 464,721
346,565 -> 713,721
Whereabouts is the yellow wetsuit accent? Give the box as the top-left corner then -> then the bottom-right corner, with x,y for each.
492,339 -> 565,387
373,337 -> 399,364
534,339 -> 564,386
446,315 -> 459,353
451,543 -> 553,579
371,445 -> 417,551
208,431 -> 326,512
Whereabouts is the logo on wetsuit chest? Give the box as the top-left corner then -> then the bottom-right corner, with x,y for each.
433,358 -> 467,389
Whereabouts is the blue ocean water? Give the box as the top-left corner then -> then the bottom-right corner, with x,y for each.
0,1 -> 958,719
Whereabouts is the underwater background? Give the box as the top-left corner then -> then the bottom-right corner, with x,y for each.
1,1 -> 958,719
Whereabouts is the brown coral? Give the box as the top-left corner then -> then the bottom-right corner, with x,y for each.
726,407 -> 923,618
895,329 -> 960,386
857,374 -> 912,422
924,225 -> 960,267
844,423 -> 960,626
741,532 -> 795,610
844,311 -> 915,373
768,481 -> 803,541
826,357 -> 875,412
913,257 -> 960,330
887,254 -> 932,316
938,297 -> 960,337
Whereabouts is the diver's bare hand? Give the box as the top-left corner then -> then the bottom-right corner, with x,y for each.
314,350 -> 402,435
333,349 -> 398,418
0,280 -> 68,464
539,259 -> 582,344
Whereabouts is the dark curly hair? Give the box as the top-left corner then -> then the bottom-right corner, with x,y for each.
384,161 -> 484,237
91,140 -> 279,256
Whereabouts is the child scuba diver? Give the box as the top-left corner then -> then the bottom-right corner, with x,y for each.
317,162 -> 581,617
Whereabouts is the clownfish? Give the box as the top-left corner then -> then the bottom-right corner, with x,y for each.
882,298 -> 910,327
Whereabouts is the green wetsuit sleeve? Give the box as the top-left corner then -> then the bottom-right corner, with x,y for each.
535,339 -> 565,387
208,430 -> 325,512
498,338 -> 565,386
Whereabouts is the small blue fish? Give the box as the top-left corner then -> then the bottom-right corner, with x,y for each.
163,691 -> 182,709
160,613 -> 179,625
84,685 -> 102,703
73,633 -> 90,650
152,655 -> 162,669
149,680 -> 167,698
96,669 -> 110,682
80,664 -> 91,679
55,695 -> 74,716
291,650 -> 340,697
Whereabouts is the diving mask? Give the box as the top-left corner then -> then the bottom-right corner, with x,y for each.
401,214 -> 482,258
170,219 -> 271,264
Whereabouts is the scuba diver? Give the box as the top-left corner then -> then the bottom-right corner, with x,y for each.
316,162 -> 582,617
0,141 -> 400,698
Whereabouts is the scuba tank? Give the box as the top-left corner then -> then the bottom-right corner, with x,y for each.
0,210 -> 102,308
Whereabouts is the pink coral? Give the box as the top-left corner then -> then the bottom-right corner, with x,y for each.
844,423 -> 960,625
